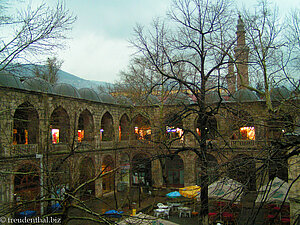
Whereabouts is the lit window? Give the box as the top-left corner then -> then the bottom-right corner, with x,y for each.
100,129 -> 104,141
52,129 -> 60,144
134,127 -> 151,140
240,127 -> 255,140
78,130 -> 84,142
166,126 -> 184,142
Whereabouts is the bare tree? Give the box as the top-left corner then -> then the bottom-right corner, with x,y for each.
0,1 -> 76,71
34,57 -> 62,84
130,0 -> 237,223
241,0 -> 299,111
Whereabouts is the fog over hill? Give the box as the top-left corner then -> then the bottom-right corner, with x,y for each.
7,64 -> 113,91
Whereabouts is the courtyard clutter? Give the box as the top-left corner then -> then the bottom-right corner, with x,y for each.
118,212 -> 179,225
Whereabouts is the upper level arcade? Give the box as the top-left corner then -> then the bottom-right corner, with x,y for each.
0,72 -> 298,157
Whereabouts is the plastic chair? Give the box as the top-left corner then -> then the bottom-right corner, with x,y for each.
281,217 -> 290,224
154,209 -> 165,218
157,203 -> 167,208
164,208 -> 170,219
222,212 -> 235,225
209,212 -> 218,224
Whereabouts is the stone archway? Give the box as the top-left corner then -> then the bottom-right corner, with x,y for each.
132,114 -> 151,140
164,113 -> 183,141
269,151 -> 288,182
14,163 -> 40,211
13,102 -> 39,145
196,116 -> 218,140
50,106 -> 70,144
79,157 -> 95,198
101,112 -> 114,141
102,155 -> 115,193
165,155 -> 184,187
119,114 -> 130,141
51,158 -> 70,189
132,153 -> 152,186
120,153 -> 130,184
78,109 -> 94,143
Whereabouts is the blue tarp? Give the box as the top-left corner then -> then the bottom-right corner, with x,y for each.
51,203 -> 62,210
104,210 -> 124,218
166,191 -> 181,198
18,210 -> 36,218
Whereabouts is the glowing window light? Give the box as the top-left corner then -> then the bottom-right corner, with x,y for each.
240,127 -> 255,140
166,126 -> 184,142
52,129 -> 59,144
78,130 -> 84,142
100,129 -> 104,141
134,127 -> 139,134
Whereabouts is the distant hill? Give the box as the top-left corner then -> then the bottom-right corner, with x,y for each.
7,64 -> 113,91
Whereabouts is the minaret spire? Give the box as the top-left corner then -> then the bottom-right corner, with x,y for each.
235,15 -> 249,89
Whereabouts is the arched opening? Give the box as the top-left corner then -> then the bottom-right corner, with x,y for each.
119,114 -> 130,141
50,107 -> 70,144
267,114 -> 294,140
228,154 -> 256,191
100,112 -> 114,141
164,113 -> 183,142
102,155 -> 115,193
14,163 -> 40,212
196,116 -> 218,140
13,102 -> 39,145
165,155 -> 184,187
269,151 -> 288,182
78,109 -> 94,143
132,114 -> 151,140
196,154 -> 219,186
79,157 -> 95,198
120,153 -> 130,184
132,154 -> 152,187
50,159 -> 70,202
229,111 -> 256,140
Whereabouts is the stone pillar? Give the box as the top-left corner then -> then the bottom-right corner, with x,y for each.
0,118 -> 13,157
152,159 -> 163,187
95,154 -> 103,197
94,114 -> 102,149
183,152 -> 196,186
255,161 -> 268,190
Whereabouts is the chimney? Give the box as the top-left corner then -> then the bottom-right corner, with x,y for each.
235,15 -> 249,89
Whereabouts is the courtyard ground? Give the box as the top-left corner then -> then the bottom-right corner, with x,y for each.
66,188 -> 273,224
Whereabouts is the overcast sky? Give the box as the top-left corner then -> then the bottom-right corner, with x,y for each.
57,0 -> 171,83
15,0 -> 300,83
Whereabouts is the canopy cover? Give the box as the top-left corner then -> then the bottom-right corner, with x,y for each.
255,177 -> 289,203
179,185 -> 201,198
208,177 -> 244,202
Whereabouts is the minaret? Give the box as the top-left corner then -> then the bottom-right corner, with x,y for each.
235,15 -> 249,89
226,58 -> 236,95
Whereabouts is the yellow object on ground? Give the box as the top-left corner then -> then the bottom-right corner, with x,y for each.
179,185 -> 201,198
